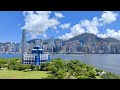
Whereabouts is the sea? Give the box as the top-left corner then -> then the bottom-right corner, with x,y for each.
0,54 -> 120,75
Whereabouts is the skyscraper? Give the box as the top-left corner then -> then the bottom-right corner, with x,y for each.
22,29 -> 26,54
50,37 -> 55,52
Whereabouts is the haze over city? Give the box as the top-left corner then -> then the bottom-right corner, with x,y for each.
0,11 -> 120,43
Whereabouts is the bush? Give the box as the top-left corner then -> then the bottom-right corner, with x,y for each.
86,66 -> 94,71
40,63 -> 48,71
23,69 -> 31,72
34,66 -> 40,71
77,76 -> 90,79
53,60 -> 64,70
95,68 -> 103,73
51,65 -> 57,73
55,69 -> 66,79
100,72 -> 120,79
30,64 -> 35,71
56,58 -> 62,60
88,70 -> 96,78
45,75 -> 56,79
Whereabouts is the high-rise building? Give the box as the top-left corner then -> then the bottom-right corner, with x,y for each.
22,29 -> 26,54
0,46 -> 5,53
5,44 -> 11,53
49,37 -> 55,53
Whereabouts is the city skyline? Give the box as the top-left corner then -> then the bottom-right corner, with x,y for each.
1,11 -> 120,43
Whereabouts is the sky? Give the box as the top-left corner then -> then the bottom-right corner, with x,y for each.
0,11 -> 120,43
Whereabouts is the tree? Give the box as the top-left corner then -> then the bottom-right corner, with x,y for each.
34,65 -> 40,71
66,62 -> 74,70
45,74 -> 56,79
55,69 -> 66,79
86,66 -> 94,71
56,58 -> 62,60
0,64 -> 1,68
95,68 -> 103,73
40,62 -> 51,71
77,75 -> 90,79
74,66 -> 86,76
51,65 -> 57,73
46,66 -> 52,71
22,64 -> 31,70
53,60 -> 64,70
101,72 -> 120,79
30,64 -> 35,71
88,70 -> 96,79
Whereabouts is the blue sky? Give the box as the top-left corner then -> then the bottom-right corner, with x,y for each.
0,11 -> 120,43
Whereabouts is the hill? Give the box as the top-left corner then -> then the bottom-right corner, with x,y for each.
66,33 -> 120,44
103,37 -> 120,42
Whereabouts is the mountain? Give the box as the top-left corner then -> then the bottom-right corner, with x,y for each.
103,37 -> 120,42
67,33 -> 104,44
67,33 -> 120,44
27,33 -> 120,45
27,39 -> 42,43
27,38 -> 63,44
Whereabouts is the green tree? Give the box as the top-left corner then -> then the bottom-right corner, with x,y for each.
95,68 -> 103,73
51,65 -> 57,73
0,64 -> 1,68
30,64 -> 35,71
40,63 -> 50,71
86,66 -> 94,71
88,70 -> 96,79
75,67 -> 86,76
55,69 -> 66,79
101,72 -> 120,79
34,65 -> 40,71
77,75 -> 90,79
53,60 -> 64,70
45,74 -> 56,79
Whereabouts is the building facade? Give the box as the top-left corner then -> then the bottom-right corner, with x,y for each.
22,46 -> 50,65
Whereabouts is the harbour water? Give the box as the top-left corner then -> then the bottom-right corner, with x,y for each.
0,54 -> 120,75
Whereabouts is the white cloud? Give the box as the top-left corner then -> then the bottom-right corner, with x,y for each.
56,31 -> 59,33
55,12 -> 64,18
59,23 -> 70,29
106,29 -> 120,40
100,11 -> 118,24
58,24 -> 85,40
97,34 -> 107,38
30,32 -> 37,39
58,11 -> 119,40
21,11 -> 60,39
58,33 -> 73,40
59,17 -> 99,40
43,34 -> 47,38
97,29 -> 120,40
80,17 -> 99,35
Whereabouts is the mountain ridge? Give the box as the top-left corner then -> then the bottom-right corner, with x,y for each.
27,33 -> 120,44
66,33 -> 120,44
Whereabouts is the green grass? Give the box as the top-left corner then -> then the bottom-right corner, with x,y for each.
0,69 -> 50,79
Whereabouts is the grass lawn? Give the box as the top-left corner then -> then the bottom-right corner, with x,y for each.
0,69 -> 50,79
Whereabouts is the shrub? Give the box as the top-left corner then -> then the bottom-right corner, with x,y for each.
51,65 -> 57,73
23,69 -> 31,72
100,72 -> 120,79
77,76 -> 90,79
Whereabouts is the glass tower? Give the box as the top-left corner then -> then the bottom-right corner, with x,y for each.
22,29 -> 26,54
